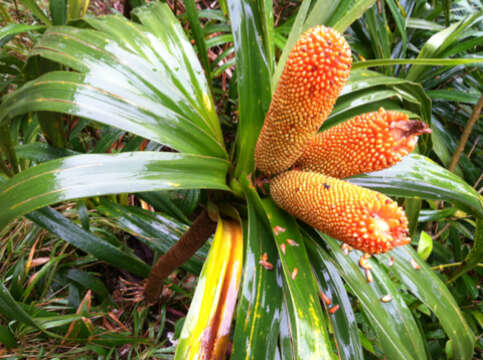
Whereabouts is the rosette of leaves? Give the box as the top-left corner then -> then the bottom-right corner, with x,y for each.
0,1 -> 481,359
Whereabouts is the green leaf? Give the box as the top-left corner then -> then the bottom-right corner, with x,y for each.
304,0 -> 346,29
137,191 -> 194,224
352,57 -> 483,70
417,231 -> 433,261
261,199 -> 333,359
305,236 -> 364,360
385,0 -> 408,57
418,208 -> 457,223
132,3 -> 224,147
184,0 -> 213,93
271,0 -> 311,88
0,282 -> 42,330
0,325 -> 17,349
28,207 -> 150,277
279,300 -> 295,359
332,0 -> 378,33
15,143 -> 78,163
430,117 -> 463,176
21,253 -> 69,302
363,3 -> 391,66
1,4 -> 226,158
65,269 -> 109,299
349,154 -> 483,218
320,235 -> 419,360
50,0 -> 67,25
329,88 -> 401,123
18,0 -> 52,25
96,199 -> 208,274
363,257 -> 427,360
232,175 -> 282,360
406,18 -> 444,31
228,0 -> 272,177
0,152 -> 230,231
0,24 -> 46,43
405,198 -> 422,237
448,219 -> 483,282
380,246 -> 475,360
324,69 -> 432,130
427,89 -> 481,104
406,12 -> 483,81
67,0 -> 89,21
259,1 -> 275,74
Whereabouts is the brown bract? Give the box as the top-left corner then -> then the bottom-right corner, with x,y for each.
255,26 -> 351,175
294,108 -> 431,178
270,170 -> 410,254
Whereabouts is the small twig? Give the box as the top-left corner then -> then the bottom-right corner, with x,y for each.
431,223 -> 451,240
467,135 -> 480,159
448,93 -> 483,172
473,173 -> 483,190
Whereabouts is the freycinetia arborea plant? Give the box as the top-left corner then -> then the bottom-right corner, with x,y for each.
256,26 -> 431,255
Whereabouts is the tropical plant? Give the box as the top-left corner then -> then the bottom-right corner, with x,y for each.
0,0 -> 482,359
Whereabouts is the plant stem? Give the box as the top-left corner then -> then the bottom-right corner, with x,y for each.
144,209 -> 217,303
448,93 -> 483,172
431,262 -> 483,271
431,223 -> 451,240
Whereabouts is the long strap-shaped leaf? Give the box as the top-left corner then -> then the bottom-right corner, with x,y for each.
406,12 -> 483,82
320,234 -> 418,360
349,154 -> 483,218
449,218 -> 483,282
27,207 -> 151,278
261,199 -> 334,360
0,71 -> 222,157
0,3 -> 226,159
0,152 -> 229,231
379,247 -> 475,360
325,69 -> 432,129
0,282 -> 43,330
175,219 -> 243,360
232,175 -> 282,360
305,238 -> 364,360
93,5 -> 222,141
227,0 -> 273,178
95,200 -> 210,274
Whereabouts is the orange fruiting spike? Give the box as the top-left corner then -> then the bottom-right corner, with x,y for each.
294,108 -> 431,178
255,26 -> 352,175
270,170 -> 410,254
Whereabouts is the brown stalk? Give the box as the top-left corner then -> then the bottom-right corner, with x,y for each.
448,93 -> 483,172
432,93 -> 483,216
144,209 -> 217,303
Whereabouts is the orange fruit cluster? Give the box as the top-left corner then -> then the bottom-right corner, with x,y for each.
255,26 -> 351,175
270,171 -> 410,254
295,108 -> 431,178
255,27 -> 430,254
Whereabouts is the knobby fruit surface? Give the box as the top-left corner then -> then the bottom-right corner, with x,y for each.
295,108 -> 431,178
255,26 -> 352,175
270,170 -> 410,254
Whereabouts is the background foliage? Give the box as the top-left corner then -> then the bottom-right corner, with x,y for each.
0,0 -> 482,359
